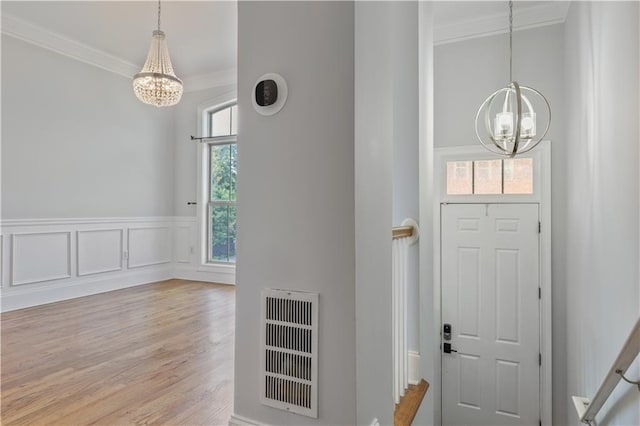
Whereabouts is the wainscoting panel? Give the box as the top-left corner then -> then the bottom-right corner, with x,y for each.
77,229 -> 123,276
11,231 -> 71,286
127,226 -> 172,269
0,235 -> 4,287
174,225 -> 191,264
0,217 -> 234,311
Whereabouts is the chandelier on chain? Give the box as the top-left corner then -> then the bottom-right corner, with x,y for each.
132,0 -> 183,107
475,1 -> 551,157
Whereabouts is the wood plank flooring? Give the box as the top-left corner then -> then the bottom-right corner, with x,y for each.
1,279 -> 235,425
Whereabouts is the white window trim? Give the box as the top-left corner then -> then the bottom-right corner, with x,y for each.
438,145 -> 543,204
196,90 -> 237,272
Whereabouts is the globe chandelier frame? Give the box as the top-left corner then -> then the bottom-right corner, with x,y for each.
132,0 -> 183,107
475,1 -> 551,157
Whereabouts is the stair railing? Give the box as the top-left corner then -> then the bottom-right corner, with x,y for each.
572,317 -> 640,424
391,219 -> 419,405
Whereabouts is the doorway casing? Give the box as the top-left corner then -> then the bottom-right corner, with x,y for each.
431,143 -> 552,425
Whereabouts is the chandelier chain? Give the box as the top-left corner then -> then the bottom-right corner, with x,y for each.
509,0 -> 513,82
157,0 -> 161,32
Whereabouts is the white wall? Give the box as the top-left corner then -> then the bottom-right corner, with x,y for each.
1,36 -> 175,219
234,2 -> 356,425
563,2 -> 640,425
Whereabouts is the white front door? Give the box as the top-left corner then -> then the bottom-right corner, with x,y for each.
441,203 -> 540,426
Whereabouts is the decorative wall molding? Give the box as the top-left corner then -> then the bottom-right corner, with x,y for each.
0,216 -> 176,227
1,13 -> 237,92
174,264 -> 236,286
174,225 -> 191,264
0,235 -> 4,287
1,216 -> 235,312
77,228 -> 123,277
127,226 -> 172,269
11,231 -> 72,286
434,2 -> 570,46
2,267 -> 173,312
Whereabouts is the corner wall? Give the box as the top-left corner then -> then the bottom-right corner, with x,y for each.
563,2 -> 640,425
354,2 -> 394,424
1,34 -> 184,310
391,2 -> 420,355
234,2 -> 356,424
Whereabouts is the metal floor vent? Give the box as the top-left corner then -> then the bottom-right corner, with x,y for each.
260,289 -> 318,418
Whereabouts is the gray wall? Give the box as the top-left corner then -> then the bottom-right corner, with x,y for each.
354,2 -> 394,424
391,2 -> 420,354
172,84 -> 236,217
235,2 -> 356,424
1,36 -> 175,219
434,24 -> 568,423
434,24 -> 564,149
562,2 -> 639,425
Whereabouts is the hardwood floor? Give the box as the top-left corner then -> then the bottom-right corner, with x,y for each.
1,279 -> 235,425
394,379 -> 429,426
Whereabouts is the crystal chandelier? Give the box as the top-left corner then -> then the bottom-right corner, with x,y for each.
475,1 -> 551,157
133,0 -> 183,107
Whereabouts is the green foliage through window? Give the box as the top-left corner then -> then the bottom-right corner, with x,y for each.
208,104 -> 237,263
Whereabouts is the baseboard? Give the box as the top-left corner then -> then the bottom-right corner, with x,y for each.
173,264 -> 235,285
408,350 -> 421,386
229,414 -> 263,426
1,266 -> 172,312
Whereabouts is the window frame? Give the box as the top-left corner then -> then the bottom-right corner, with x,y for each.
437,144 -> 544,204
196,92 -> 237,273
205,104 -> 237,265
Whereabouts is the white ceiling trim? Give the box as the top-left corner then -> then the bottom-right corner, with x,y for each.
1,12 -> 235,92
183,69 -> 236,93
2,12 -> 139,78
435,2 -> 570,46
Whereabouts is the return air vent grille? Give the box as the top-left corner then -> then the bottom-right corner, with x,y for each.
260,289 -> 318,418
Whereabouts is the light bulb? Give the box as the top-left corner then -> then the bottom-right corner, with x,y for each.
494,111 -> 514,139
520,112 -> 536,138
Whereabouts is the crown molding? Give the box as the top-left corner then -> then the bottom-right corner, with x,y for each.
435,1 -> 570,46
183,68 -> 236,93
1,13 -> 139,78
1,12 -> 236,92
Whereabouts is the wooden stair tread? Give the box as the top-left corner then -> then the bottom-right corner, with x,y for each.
394,379 -> 430,426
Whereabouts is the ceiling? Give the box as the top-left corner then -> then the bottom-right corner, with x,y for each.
2,1 -> 237,79
435,1 -> 558,22
433,1 -> 570,44
1,1 -> 567,85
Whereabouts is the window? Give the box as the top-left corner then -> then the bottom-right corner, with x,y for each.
446,158 -> 533,195
207,104 -> 237,263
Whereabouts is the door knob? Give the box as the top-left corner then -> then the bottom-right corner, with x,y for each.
443,342 -> 458,354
